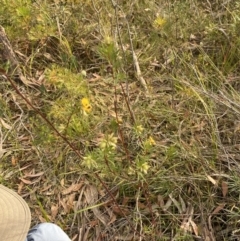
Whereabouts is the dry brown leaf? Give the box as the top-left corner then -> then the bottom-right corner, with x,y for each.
169,194 -> 182,214
221,181 -> 228,198
114,234 -> 134,241
40,185 -> 52,193
67,193 -> 76,211
10,91 -> 17,102
89,73 -> 102,82
62,183 -> 83,195
51,204 -> 59,220
60,198 -> 70,214
137,201 -> 146,209
0,143 -> 6,159
180,220 -> 191,233
122,196 -> 130,206
107,211 -> 117,225
212,203 -> 225,215
82,226 -> 91,241
19,178 -> 32,185
17,181 -> 24,194
71,234 -> 78,241
85,185 -> 98,204
60,178 -> 65,187
206,175 -> 218,186
24,172 -> 44,178
157,195 -> 165,208
179,195 -> 186,213
109,110 -> 123,124
38,215 -> 47,223
89,220 -> 98,227
180,205 -> 194,234
0,118 -> 12,129
112,205 -> 130,216
11,156 -> 18,166
163,198 -> 172,211
19,164 -> 32,171
85,185 -> 109,225
190,220 -> 199,236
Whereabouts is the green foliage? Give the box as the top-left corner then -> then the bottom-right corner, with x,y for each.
45,65 -> 87,94
1,0 -> 240,240
97,37 -> 121,71
31,117 -> 56,145
44,65 -> 91,137
1,0 -> 56,40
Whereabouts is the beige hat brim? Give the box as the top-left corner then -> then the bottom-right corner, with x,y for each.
0,184 -> 31,241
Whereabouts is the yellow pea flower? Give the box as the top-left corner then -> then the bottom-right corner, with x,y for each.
135,125 -> 144,135
81,98 -> 92,113
139,162 -> 150,174
82,154 -> 98,169
153,17 -> 166,29
99,133 -> 118,150
128,167 -> 135,175
148,136 -> 156,146
143,136 -> 156,151
103,35 -> 113,45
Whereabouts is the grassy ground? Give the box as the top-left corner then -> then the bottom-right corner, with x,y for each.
1,0 -> 240,240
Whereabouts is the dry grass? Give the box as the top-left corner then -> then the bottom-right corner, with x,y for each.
1,0 -> 240,240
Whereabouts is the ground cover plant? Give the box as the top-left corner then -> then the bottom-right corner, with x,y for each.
1,0 -> 240,240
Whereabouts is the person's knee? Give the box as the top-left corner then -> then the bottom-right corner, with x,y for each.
27,223 -> 71,241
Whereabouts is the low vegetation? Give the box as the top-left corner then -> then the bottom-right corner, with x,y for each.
1,0 -> 240,240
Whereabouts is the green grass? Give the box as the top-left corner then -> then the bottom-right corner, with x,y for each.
1,0 -> 240,240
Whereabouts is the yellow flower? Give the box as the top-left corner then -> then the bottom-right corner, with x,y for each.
153,17 -> 166,29
103,35 -> 113,45
148,136 -> 156,146
99,133 -> 118,150
135,125 -> 144,135
81,98 -> 92,113
82,154 -> 98,169
143,136 -> 156,150
139,162 -> 150,174
127,167 -> 135,175
81,70 -> 87,77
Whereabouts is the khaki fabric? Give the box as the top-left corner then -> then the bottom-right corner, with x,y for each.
0,184 -> 31,241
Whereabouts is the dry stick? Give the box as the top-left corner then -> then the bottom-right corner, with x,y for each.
132,51 -> 149,94
110,0 -> 146,123
110,1 -> 136,125
135,187 -> 143,241
108,2 -> 147,238
111,1 -> 149,94
111,2 -> 145,149
125,17 -> 149,94
110,1 -> 137,161
113,86 -> 131,163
